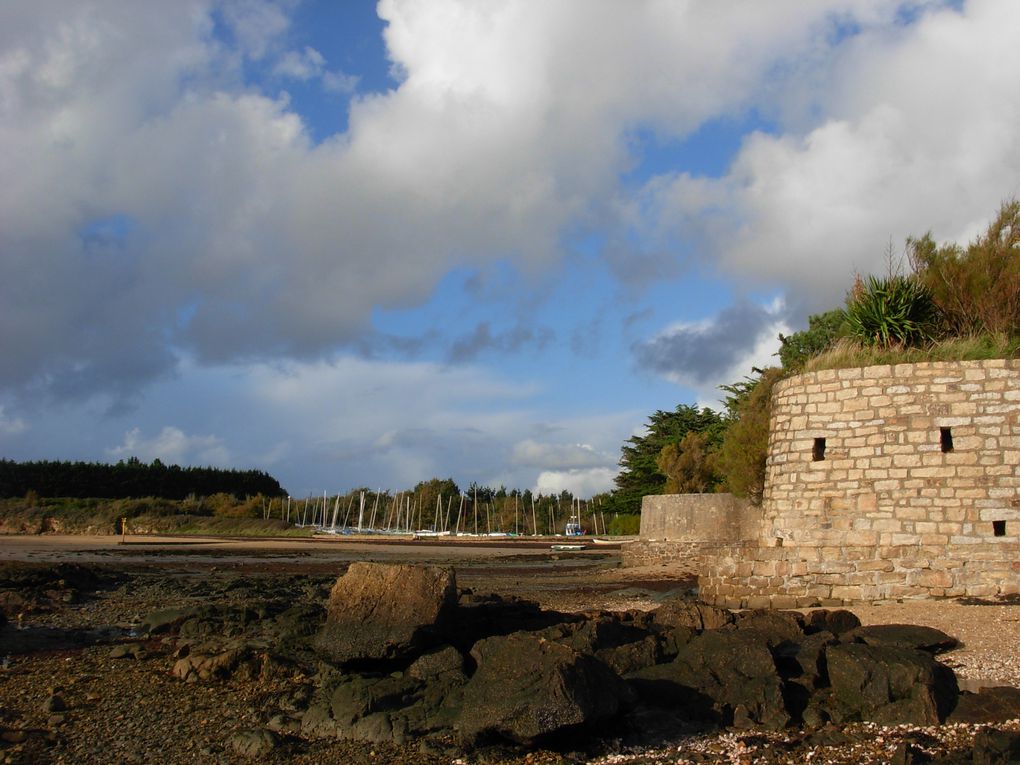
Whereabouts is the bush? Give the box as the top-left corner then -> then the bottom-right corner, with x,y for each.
714,368 -> 785,505
909,199 -> 1020,338
844,274 -> 937,348
605,513 -> 640,536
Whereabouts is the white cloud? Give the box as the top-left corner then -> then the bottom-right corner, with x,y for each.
642,1 -> 1020,312
273,45 -> 324,80
220,0 -> 292,61
534,467 -> 617,498
510,439 -> 613,470
0,0 -> 956,399
108,426 -> 231,466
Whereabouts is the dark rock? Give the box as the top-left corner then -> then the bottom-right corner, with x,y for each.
728,609 -> 806,644
817,643 -> 958,725
172,639 -> 294,683
775,630 -> 838,726
653,599 -> 734,631
313,563 -> 457,666
266,714 -> 301,735
889,740 -> 932,765
805,609 -> 861,636
948,686 -> 1020,724
457,632 -> 633,745
656,625 -> 695,661
596,635 -> 661,675
448,592 -> 576,650
569,612 -> 655,651
845,624 -> 959,654
268,603 -> 325,643
775,631 -> 836,687
302,661 -> 466,743
407,645 -> 465,682
44,694 -> 67,713
109,643 -> 146,660
139,606 -> 214,636
229,728 -> 279,757
972,728 -> 1020,765
628,629 -> 789,729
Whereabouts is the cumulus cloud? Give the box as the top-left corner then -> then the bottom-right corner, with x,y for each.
534,467 -> 616,498
2,0 -> 961,404
509,439 -> 614,470
273,45 -> 359,93
633,300 -> 789,397
639,1 -> 1020,312
107,426 -> 231,466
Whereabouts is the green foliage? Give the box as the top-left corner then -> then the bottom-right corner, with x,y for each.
778,309 -> 847,370
844,274 -> 937,348
0,458 -> 286,500
714,367 -> 785,505
909,199 -> 1020,338
656,431 -> 717,494
613,405 -> 726,514
605,512 -> 640,536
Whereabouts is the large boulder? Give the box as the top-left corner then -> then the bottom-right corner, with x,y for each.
456,632 -> 634,745
628,629 -> 789,729
815,642 -> 958,726
313,563 -> 457,665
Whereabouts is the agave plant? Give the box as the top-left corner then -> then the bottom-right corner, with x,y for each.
844,274 -> 938,348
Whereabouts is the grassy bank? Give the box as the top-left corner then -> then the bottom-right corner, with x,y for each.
0,496 -> 316,538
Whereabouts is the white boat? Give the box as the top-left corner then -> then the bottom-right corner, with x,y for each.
550,543 -> 586,551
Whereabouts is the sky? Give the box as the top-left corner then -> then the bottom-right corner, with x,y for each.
2,0 -> 1019,499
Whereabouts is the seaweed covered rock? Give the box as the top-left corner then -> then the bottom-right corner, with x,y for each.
456,632 -> 634,745
812,642 -> 958,725
628,629 -> 789,729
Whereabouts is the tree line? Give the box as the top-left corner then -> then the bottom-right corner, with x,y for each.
0,457 -> 285,500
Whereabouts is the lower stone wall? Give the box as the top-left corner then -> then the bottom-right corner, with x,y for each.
623,493 -> 757,570
697,540 -> 1020,608
638,493 -> 757,541
622,539 -> 712,569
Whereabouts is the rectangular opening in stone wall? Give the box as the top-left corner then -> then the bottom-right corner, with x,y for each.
993,520 -> 1006,537
812,437 -> 826,461
940,427 -> 954,453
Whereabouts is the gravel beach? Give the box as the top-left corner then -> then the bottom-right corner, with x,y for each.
1,534 -> 1018,764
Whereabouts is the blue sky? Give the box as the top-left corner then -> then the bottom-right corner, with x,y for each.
2,0 -> 1019,498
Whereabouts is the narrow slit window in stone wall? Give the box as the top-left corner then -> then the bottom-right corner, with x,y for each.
940,427 -> 954,453
812,438 -> 826,461
994,520 -> 1006,537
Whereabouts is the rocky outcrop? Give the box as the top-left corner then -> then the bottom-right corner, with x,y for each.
313,562 -> 457,666
151,564 -> 995,755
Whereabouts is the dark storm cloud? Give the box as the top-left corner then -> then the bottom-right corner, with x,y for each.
632,300 -> 786,385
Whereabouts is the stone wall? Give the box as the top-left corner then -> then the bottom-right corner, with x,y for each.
624,494 -> 755,568
698,359 -> 1020,606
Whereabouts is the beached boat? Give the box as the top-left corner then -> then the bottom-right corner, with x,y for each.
550,543 -> 586,551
